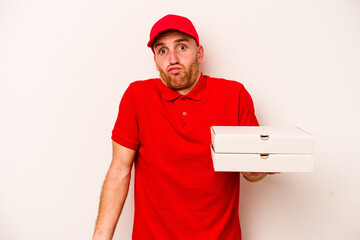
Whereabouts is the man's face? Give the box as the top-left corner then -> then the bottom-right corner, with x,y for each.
153,31 -> 204,95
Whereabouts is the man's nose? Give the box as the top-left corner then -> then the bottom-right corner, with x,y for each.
169,50 -> 179,65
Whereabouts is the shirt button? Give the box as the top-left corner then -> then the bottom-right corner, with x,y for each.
183,112 -> 187,116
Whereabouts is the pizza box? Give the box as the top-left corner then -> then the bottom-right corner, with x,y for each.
210,126 -> 314,172
211,126 -> 314,154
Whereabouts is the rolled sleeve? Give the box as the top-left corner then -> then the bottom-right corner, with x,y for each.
111,83 -> 140,150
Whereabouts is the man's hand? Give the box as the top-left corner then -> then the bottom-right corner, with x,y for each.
242,172 -> 279,182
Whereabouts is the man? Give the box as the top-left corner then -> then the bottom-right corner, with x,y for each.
93,14 -> 268,240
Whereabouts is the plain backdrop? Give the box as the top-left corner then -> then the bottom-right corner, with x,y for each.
1,0 -> 360,239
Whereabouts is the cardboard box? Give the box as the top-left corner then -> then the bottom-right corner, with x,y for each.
211,126 -> 314,172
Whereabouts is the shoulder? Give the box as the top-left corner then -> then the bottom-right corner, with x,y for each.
119,79 -> 161,113
205,75 -> 245,92
123,78 -> 161,98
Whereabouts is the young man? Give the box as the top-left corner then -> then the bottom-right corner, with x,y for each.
93,14 -> 267,240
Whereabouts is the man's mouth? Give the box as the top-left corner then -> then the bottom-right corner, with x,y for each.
168,66 -> 182,73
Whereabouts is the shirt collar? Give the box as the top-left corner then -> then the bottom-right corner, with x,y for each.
160,73 -> 207,102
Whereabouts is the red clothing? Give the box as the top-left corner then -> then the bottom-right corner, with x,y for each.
112,74 -> 259,240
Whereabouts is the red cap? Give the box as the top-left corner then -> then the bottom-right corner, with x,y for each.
147,14 -> 199,49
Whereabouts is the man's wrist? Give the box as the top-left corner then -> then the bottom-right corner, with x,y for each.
242,172 -> 267,182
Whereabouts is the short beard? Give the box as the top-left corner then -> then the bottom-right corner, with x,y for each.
159,61 -> 200,92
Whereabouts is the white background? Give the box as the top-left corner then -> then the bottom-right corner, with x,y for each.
1,0 -> 359,239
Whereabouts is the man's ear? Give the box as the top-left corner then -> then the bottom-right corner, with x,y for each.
154,54 -> 159,71
197,45 -> 204,64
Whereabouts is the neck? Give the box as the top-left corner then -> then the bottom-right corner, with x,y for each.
176,70 -> 202,95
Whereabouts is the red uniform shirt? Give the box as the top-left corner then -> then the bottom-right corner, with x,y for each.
112,74 -> 259,239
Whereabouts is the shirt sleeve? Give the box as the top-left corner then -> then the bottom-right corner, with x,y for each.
111,83 -> 140,150
238,86 -> 259,126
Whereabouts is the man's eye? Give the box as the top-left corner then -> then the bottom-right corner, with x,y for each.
159,49 -> 167,54
178,45 -> 187,51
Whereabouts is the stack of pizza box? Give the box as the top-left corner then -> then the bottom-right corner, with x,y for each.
210,126 -> 314,172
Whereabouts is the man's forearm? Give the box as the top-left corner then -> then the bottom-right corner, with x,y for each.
93,168 -> 131,240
